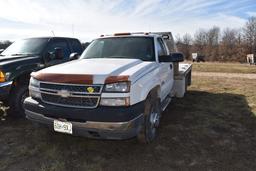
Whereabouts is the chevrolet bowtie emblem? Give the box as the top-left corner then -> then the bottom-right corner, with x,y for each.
57,89 -> 71,98
87,87 -> 94,93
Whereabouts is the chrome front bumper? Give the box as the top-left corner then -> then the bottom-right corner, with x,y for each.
26,109 -> 144,140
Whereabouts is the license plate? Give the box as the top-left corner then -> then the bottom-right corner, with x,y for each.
53,120 -> 72,134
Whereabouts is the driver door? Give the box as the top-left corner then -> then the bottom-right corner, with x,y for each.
156,38 -> 174,101
43,39 -> 70,66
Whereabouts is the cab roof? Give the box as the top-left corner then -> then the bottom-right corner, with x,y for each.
99,32 -> 160,39
99,32 -> 173,40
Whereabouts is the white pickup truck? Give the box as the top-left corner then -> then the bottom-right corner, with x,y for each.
24,32 -> 192,143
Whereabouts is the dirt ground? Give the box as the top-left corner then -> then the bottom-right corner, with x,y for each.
0,70 -> 256,171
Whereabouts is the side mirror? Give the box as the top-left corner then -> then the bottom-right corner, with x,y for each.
159,53 -> 184,62
69,53 -> 80,61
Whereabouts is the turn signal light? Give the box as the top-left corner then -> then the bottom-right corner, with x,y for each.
0,71 -> 5,82
114,33 -> 131,36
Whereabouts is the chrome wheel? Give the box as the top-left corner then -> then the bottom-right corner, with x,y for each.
149,106 -> 160,135
137,94 -> 161,143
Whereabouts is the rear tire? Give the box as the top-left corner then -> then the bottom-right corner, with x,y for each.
1,99 -> 9,106
137,93 -> 161,143
185,79 -> 188,93
9,84 -> 29,117
185,74 -> 189,93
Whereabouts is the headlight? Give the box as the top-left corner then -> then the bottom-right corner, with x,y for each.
0,71 -> 6,83
103,82 -> 130,92
29,77 -> 41,99
30,77 -> 40,87
100,97 -> 130,106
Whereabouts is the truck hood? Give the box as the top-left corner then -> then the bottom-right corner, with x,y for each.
0,55 -> 41,71
0,55 -> 36,62
33,58 -> 158,84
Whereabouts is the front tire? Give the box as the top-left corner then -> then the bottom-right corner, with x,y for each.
137,93 -> 161,143
9,84 -> 29,117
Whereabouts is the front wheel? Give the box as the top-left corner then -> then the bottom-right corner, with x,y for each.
137,94 -> 161,143
9,84 -> 29,117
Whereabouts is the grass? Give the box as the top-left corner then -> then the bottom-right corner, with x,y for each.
190,76 -> 256,114
0,64 -> 256,170
191,62 -> 256,74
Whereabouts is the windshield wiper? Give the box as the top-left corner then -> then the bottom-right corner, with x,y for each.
85,56 -> 130,59
10,53 -> 34,56
108,56 -> 131,58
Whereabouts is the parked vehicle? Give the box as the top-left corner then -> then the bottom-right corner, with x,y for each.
24,32 -> 192,143
0,37 -> 83,116
192,53 -> 205,62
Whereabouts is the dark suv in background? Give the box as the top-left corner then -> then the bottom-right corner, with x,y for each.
0,37 -> 83,117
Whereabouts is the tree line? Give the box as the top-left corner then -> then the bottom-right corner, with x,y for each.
1,17 -> 256,62
176,17 -> 256,62
0,40 -> 12,50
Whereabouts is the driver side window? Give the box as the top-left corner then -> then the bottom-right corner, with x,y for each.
45,39 -> 70,60
156,38 -> 167,56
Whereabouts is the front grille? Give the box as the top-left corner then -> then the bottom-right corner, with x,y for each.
41,94 -> 99,108
40,82 -> 102,94
39,82 -> 102,108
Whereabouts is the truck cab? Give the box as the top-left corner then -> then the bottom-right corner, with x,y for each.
0,37 -> 83,116
24,32 -> 192,143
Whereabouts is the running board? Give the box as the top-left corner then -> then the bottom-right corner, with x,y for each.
161,95 -> 171,112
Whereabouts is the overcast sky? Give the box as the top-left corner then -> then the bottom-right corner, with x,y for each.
0,0 -> 256,42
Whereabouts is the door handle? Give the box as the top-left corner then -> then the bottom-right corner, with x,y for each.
170,64 -> 173,69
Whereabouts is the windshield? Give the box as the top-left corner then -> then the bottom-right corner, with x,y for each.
1,38 -> 49,56
81,37 -> 155,61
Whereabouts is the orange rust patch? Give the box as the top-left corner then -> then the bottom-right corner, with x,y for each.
105,75 -> 129,84
31,72 -> 93,84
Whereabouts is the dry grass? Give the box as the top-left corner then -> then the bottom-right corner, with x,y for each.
191,62 -> 256,74
190,76 -> 256,114
1,64 -> 256,170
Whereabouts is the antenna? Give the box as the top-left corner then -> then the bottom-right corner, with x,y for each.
51,30 -> 55,36
72,24 -> 74,37
148,23 -> 151,32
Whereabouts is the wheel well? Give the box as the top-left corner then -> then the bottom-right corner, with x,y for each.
147,86 -> 160,99
11,73 -> 31,89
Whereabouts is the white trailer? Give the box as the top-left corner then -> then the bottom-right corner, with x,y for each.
247,54 -> 255,65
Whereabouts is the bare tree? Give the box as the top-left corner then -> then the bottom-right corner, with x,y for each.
182,33 -> 193,60
0,40 -> 12,50
175,34 -> 182,45
176,17 -> 255,62
220,28 -> 238,61
243,16 -> 256,54
206,26 -> 220,61
175,33 -> 193,60
207,27 -> 220,46
193,29 -> 207,56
